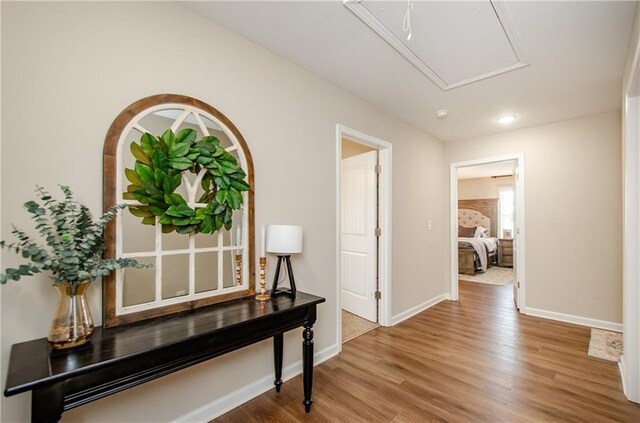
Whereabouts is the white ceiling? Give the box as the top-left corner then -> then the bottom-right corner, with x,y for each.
457,161 -> 515,180
347,0 -> 529,89
185,1 -> 636,142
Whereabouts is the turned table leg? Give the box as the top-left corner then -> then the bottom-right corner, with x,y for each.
302,322 -> 314,413
273,333 -> 283,392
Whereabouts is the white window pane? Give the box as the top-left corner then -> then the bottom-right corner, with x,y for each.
122,211 -> 155,254
222,251 -> 236,288
162,229 -> 189,251
123,256 -> 156,307
162,254 -> 189,299
195,252 -> 218,294
499,188 -> 514,236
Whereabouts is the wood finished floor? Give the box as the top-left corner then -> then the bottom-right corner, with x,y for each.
213,282 -> 640,422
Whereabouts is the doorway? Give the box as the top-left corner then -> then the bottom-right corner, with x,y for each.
336,125 -> 392,348
450,154 -> 526,312
341,142 -> 377,324
456,162 -> 517,296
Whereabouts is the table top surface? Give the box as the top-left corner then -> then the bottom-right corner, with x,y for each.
4,291 -> 325,396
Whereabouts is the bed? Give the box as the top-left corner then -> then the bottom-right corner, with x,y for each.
458,199 -> 499,276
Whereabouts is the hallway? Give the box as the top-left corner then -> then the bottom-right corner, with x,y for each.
214,282 -> 640,422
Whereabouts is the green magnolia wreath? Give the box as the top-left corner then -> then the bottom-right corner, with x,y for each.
124,128 -> 249,234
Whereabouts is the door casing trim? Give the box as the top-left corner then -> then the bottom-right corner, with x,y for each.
449,154 -> 526,312
336,124 -> 393,351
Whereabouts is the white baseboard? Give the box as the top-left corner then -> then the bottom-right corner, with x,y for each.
170,343 -> 340,423
390,293 -> 451,326
526,307 -> 622,332
620,355 -> 628,397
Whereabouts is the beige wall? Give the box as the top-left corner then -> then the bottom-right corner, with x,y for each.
447,111 -> 622,323
342,138 -> 375,159
1,3 -> 447,421
458,176 -> 514,200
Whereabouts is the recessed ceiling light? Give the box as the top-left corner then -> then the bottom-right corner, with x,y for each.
497,115 -> 517,125
435,109 -> 449,120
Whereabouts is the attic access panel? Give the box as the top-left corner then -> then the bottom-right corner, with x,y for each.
344,0 -> 528,90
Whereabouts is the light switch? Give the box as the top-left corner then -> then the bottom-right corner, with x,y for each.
428,220 -> 432,230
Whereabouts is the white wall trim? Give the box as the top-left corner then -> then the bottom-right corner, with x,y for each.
622,17 -> 640,403
526,307 -> 622,332
620,356 -> 628,397
169,343 -> 340,423
0,0 -> 3,409
449,154 -> 526,313
336,123 -> 393,350
622,94 -> 640,402
390,293 -> 451,326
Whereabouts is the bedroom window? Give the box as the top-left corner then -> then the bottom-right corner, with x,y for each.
498,186 -> 514,238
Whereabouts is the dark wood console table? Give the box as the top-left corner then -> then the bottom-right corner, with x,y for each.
4,291 -> 325,423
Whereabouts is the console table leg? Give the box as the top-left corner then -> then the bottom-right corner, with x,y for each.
273,333 -> 283,392
302,323 -> 314,413
32,384 -> 63,423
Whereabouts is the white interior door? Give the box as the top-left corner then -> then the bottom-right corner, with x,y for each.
341,150 -> 377,322
512,166 -> 520,309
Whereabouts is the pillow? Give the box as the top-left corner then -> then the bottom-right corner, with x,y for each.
458,226 -> 476,237
474,226 -> 489,238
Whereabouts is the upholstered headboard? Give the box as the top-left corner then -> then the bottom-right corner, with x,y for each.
459,209 -> 491,235
458,198 -> 499,237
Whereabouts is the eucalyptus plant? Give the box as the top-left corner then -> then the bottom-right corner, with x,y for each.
0,185 -> 146,284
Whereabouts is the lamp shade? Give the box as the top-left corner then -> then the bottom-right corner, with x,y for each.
266,225 -> 303,254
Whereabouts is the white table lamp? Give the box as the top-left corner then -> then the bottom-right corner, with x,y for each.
266,225 -> 303,298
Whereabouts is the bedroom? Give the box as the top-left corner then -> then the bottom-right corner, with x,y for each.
456,161 -> 517,294
2,1 -> 640,422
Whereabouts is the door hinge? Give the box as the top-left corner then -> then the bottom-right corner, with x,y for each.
375,164 -> 382,174
517,281 -> 520,288
375,290 -> 382,299
375,227 -> 382,237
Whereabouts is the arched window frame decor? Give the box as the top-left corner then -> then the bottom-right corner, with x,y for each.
103,94 -> 255,327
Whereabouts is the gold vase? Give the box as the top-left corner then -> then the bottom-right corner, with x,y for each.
48,281 -> 94,349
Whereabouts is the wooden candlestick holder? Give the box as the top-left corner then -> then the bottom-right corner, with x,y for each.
255,256 -> 270,302
235,254 -> 242,286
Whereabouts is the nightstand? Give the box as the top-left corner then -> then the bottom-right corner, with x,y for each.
498,238 -> 513,267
